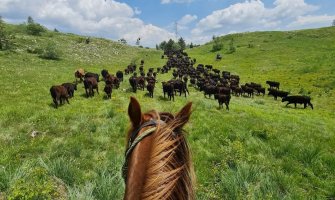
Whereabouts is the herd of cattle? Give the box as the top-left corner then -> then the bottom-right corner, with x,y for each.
50,50 -> 314,110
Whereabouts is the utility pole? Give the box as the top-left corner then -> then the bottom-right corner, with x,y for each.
174,21 -> 179,40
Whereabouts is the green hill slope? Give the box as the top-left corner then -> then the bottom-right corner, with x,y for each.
0,23 -> 334,199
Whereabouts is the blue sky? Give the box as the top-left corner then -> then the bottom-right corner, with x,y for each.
1,0 -> 334,47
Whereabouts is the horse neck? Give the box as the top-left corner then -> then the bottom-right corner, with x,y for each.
124,123 -> 195,200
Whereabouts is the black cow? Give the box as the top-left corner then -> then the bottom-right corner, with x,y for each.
61,82 -> 77,97
162,82 -> 174,101
282,96 -> 313,109
50,85 -> 69,108
101,69 -> 109,80
84,77 -> 99,97
116,71 -> 123,82
214,94 -> 231,110
129,76 -> 137,93
266,81 -> 280,90
268,89 -> 289,100
146,83 -> 155,98
85,72 -> 100,82
104,84 -> 112,99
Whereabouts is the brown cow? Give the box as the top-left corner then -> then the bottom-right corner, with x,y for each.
74,68 -> 85,82
84,77 -> 99,97
50,85 -> 69,108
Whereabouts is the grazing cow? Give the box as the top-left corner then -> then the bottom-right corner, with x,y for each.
266,81 -> 280,90
84,77 -> 99,97
137,76 -> 146,90
50,85 -> 69,108
217,86 -> 231,96
216,54 -> 222,60
85,72 -> 100,82
74,68 -> 85,82
171,80 -> 189,97
241,85 -> 254,97
162,82 -> 174,101
232,87 -> 243,96
101,69 -> 109,80
116,70 -> 124,82
255,87 -> 266,96
105,74 -> 120,89
61,82 -> 77,97
214,94 -> 231,110
205,65 -> 213,71
268,89 -> 289,100
129,76 -> 137,93
203,84 -> 217,98
146,83 -> 155,98
104,84 -> 112,99
282,96 -> 313,109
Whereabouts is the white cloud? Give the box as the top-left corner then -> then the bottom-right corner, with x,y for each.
178,14 -> 198,25
288,14 -> 335,28
161,0 -> 193,4
191,0 -> 319,39
0,0 -> 173,47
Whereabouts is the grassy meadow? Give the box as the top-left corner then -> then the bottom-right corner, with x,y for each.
0,23 -> 335,199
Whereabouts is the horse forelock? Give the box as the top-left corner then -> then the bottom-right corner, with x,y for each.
140,111 -> 195,200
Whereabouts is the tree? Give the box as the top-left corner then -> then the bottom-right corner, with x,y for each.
227,38 -> 236,54
26,16 -> 45,36
155,44 -> 159,50
27,16 -> 34,24
0,16 -> 13,50
178,37 -> 186,50
165,39 -> 175,52
159,41 -> 167,50
332,19 -> 335,27
189,42 -> 194,48
212,37 -> 223,52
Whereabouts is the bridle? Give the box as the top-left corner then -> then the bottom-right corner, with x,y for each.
122,119 -> 164,181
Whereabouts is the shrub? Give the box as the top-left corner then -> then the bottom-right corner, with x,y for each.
26,23 -> 45,36
0,16 -> 14,50
212,38 -> 223,52
227,38 -> 236,54
39,42 -> 60,60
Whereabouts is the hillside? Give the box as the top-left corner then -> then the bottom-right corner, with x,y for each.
0,23 -> 335,199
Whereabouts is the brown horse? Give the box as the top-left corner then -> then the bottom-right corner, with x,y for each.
123,97 -> 195,200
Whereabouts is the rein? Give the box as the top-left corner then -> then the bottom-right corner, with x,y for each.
122,120 -> 163,181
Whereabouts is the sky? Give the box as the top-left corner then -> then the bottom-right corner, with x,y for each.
1,0 -> 334,47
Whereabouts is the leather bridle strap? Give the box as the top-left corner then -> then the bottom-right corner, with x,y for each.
122,120 -> 162,181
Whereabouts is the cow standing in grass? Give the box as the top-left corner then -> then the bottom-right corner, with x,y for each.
84,77 -> 99,97
50,85 -> 69,108
282,96 -> 313,109
266,81 -> 280,90
104,84 -> 112,99
61,82 -> 77,98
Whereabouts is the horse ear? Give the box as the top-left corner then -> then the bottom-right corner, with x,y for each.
128,97 -> 143,127
174,102 -> 192,130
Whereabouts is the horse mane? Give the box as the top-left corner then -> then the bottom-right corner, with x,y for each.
140,111 -> 195,200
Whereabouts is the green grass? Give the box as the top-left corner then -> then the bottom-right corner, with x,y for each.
0,23 -> 335,199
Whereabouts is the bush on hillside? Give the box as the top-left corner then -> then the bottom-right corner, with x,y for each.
39,42 -> 60,60
227,38 -> 236,54
0,16 -> 15,50
212,37 -> 223,52
26,23 -> 45,36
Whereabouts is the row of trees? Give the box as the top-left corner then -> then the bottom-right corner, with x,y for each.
155,37 -> 199,52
